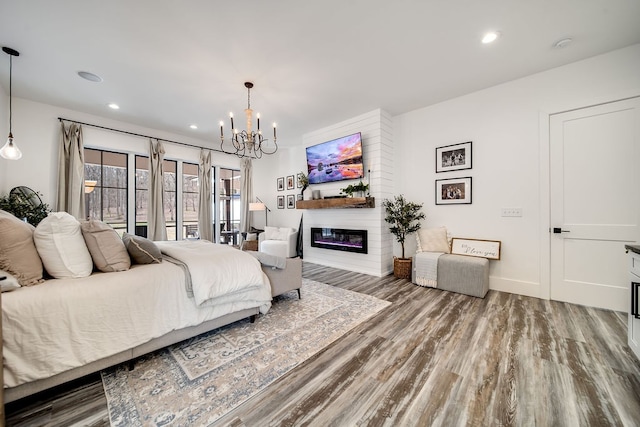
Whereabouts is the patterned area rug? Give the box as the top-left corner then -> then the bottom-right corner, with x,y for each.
101,278 -> 390,426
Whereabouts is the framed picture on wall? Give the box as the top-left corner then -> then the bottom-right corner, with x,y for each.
435,177 -> 472,205
287,194 -> 295,209
451,238 -> 501,260
296,172 -> 304,188
286,175 -> 295,190
277,195 -> 285,209
277,177 -> 284,191
436,141 -> 472,173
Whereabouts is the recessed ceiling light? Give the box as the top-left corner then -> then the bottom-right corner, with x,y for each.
189,124 -> 198,129
482,31 -> 500,44
77,71 -> 103,82
553,38 -> 573,49
108,103 -> 120,110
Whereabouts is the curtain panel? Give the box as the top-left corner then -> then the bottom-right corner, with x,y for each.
148,139 -> 167,241
198,149 -> 213,242
239,158 -> 253,244
56,122 -> 85,220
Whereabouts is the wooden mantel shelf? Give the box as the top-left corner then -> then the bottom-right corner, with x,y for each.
296,197 -> 375,209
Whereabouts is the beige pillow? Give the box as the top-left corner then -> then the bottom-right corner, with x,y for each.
0,210 -> 44,286
122,233 -> 162,264
416,226 -> 451,253
81,220 -> 131,272
34,212 -> 93,279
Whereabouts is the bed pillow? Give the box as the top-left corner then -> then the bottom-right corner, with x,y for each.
34,212 -> 93,279
0,269 -> 21,292
81,220 -> 131,272
122,233 -> 162,264
0,209 -> 44,286
416,226 -> 451,253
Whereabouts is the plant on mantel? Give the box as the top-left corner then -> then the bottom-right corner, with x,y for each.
298,171 -> 309,195
339,180 -> 369,198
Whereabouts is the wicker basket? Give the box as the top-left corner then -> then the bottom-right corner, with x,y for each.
393,257 -> 413,279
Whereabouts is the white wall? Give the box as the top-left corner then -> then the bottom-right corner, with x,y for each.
0,98 -> 242,205
394,43 -> 640,298
255,109 -> 394,276
0,85 -> 7,186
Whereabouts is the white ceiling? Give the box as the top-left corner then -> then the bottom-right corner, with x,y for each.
1,0 -> 639,147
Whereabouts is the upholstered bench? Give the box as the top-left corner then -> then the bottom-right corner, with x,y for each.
412,253 -> 489,298
261,257 -> 302,298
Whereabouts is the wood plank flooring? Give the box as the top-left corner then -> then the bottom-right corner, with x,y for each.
4,262 -> 640,426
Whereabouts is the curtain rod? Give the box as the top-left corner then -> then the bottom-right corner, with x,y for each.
57,117 -> 232,155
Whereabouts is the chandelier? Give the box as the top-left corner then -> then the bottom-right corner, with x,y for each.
219,82 -> 278,159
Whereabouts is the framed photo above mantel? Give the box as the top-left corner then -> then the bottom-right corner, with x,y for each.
435,176 -> 472,205
436,141 -> 472,173
451,238 -> 501,260
277,177 -> 284,191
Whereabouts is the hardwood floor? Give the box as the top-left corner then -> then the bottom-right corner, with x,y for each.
4,262 -> 640,426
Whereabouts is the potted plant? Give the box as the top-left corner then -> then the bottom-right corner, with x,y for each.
382,194 -> 425,279
0,189 -> 51,226
298,171 -> 309,198
339,180 -> 369,198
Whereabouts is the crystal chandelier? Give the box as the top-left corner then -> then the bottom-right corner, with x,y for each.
219,82 -> 277,159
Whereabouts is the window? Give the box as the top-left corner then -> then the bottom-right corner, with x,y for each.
84,148 -> 128,234
163,160 -> 177,240
219,168 -> 240,245
182,162 -> 199,239
135,156 -> 177,240
135,155 -> 149,237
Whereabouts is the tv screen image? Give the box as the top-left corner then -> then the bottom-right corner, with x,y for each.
306,132 -> 364,184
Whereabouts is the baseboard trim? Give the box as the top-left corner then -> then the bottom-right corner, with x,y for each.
489,276 -> 542,299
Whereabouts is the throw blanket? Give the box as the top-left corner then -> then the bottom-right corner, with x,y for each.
249,251 -> 287,269
414,251 -> 444,288
156,241 -> 271,309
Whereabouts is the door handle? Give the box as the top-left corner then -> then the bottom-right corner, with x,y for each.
633,282 -> 640,319
552,227 -> 570,234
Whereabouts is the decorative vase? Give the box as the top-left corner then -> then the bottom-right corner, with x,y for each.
393,256 -> 412,279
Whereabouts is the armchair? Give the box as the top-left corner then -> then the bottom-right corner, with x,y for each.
259,226 -> 298,258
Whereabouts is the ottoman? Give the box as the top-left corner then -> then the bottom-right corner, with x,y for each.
412,253 -> 489,298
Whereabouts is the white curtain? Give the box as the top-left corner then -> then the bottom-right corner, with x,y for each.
239,158 -> 253,244
148,139 -> 167,241
57,122 -> 85,219
198,149 -> 213,242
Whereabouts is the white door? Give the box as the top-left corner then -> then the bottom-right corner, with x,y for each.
550,97 -> 640,312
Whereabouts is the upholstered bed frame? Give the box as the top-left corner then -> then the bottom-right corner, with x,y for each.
4,258 -> 302,403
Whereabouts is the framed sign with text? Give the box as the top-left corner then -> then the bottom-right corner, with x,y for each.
451,238 -> 501,260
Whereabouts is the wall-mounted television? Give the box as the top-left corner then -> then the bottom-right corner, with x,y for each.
306,132 -> 364,184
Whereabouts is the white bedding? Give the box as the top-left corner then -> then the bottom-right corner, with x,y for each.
2,242 -> 272,389
156,240 -> 272,311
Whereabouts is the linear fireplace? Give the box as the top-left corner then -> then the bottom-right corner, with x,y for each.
310,227 -> 368,254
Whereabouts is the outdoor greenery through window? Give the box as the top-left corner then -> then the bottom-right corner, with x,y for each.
182,162 -> 199,239
84,148 -> 128,234
135,156 -> 177,240
219,168 -> 240,245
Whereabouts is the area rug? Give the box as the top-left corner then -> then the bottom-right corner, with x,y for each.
101,278 -> 390,426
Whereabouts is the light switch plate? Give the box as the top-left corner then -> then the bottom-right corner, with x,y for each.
501,208 -> 522,217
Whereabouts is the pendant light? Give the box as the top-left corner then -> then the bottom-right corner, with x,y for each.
0,47 -> 22,160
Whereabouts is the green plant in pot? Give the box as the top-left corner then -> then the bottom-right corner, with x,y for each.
339,180 -> 369,198
298,171 -> 309,197
0,188 -> 51,226
382,194 -> 425,279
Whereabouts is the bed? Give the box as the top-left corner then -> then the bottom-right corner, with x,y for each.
2,240 -> 274,403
